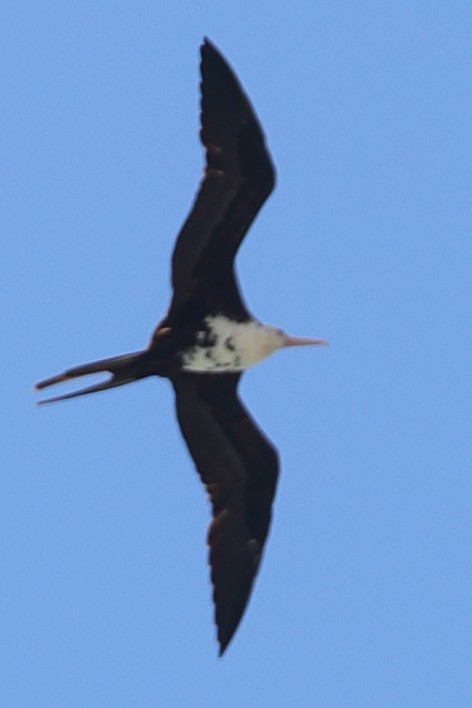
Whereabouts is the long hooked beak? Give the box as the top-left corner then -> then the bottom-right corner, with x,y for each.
283,335 -> 328,348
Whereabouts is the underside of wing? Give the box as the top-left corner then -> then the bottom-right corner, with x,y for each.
169,39 -> 276,316
171,373 -> 279,655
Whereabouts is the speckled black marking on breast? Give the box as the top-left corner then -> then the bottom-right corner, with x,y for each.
224,336 -> 236,352
196,324 -> 218,348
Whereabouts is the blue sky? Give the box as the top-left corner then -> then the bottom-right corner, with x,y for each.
3,2 -> 472,706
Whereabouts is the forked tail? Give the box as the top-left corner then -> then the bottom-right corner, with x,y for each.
35,350 -> 149,404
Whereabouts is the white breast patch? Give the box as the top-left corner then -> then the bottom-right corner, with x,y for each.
181,316 -> 284,373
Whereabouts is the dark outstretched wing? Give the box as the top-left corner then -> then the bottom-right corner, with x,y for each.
171,373 -> 279,655
169,39 -> 275,317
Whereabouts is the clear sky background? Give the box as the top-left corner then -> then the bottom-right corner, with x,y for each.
3,2 -> 472,706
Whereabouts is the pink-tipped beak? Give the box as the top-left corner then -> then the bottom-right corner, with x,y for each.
283,335 -> 328,348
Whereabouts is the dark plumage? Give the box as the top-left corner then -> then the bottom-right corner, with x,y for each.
36,39 -> 325,655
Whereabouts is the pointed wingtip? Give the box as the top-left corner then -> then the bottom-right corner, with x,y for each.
217,632 -> 230,657
216,617 -> 240,657
201,37 -> 222,61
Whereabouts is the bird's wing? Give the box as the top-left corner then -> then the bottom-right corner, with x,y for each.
169,39 -> 275,317
171,372 -> 279,655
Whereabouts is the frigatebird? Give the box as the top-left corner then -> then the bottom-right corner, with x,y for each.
36,39 -> 326,655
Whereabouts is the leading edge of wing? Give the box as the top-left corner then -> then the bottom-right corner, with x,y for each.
171,373 -> 279,655
170,39 -> 276,310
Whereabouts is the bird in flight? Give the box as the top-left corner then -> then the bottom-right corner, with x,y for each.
36,38 -> 326,655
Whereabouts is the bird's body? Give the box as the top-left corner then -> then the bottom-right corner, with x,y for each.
36,39 -> 325,655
